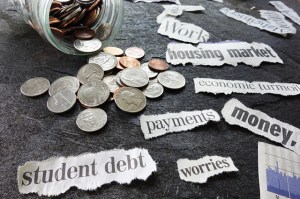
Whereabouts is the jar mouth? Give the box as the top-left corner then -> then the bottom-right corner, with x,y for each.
44,0 -> 124,55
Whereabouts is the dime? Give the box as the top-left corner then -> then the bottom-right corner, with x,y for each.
148,59 -> 169,71
125,47 -> 145,59
120,68 -> 149,88
88,52 -> 117,71
20,77 -> 50,97
103,47 -> 124,56
77,81 -> 110,107
141,62 -> 158,79
49,76 -> 80,96
77,63 -> 104,84
119,56 -> 141,68
74,38 -> 102,53
103,75 -> 120,93
157,71 -> 186,89
98,23 -> 112,40
76,108 -> 107,132
142,82 -> 164,99
47,89 -> 77,113
74,28 -> 96,40
114,87 -> 147,113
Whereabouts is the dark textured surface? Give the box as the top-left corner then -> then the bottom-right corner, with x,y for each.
0,0 -> 300,198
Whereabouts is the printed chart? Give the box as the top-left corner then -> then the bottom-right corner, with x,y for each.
258,142 -> 300,199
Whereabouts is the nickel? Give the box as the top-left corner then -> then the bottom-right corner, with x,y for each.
47,89 -> 77,113
142,82 -> 164,99
88,52 -> 117,71
158,71 -> 186,89
77,63 -> 104,84
20,77 -> 50,97
74,38 -> 102,53
120,68 -> 149,88
125,47 -> 145,59
49,76 -> 80,96
77,81 -> 110,107
76,108 -> 107,132
114,87 -> 147,113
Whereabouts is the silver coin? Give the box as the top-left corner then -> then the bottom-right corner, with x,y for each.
141,62 -> 158,79
142,82 -> 164,99
149,77 -> 158,83
77,81 -> 110,107
115,71 -> 125,86
125,47 -> 145,59
76,108 -> 107,132
98,23 -> 112,40
120,68 -> 149,88
114,87 -> 147,113
20,77 -> 50,97
102,75 -> 120,93
88,52 -> 117,71
157,71 -> 186,89
77,63 -> 104,84
49,76 -> 80,96
47,89 -> 77,113
74,38 -> 102,53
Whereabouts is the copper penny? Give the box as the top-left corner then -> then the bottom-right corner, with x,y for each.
74,28 -> 96,40
116,57 -> 125,70
119,56 -> 141,68
83,8 -> 98,27
103,47 -> 124,56
148,59 -> 169,71
87,0 -> 102,12
72,8 -> 87,25
51,2 -> 63,9
49,18 -> 61,26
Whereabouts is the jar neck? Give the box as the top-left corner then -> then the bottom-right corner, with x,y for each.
11,0 -> 124,55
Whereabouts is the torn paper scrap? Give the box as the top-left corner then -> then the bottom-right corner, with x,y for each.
164,5 -> 183,17
221,98 -> 300,155
157,10 -> 177,24
131,0 -> 181,4
258,142 -> 300,199
157,5 -> 205,24
270,1 -> 300,26
220,7 -> 292,35
166,41 -> 283,67
158,19 -> 210,43
140,110 -> 220,139
163,5 -> 205,12
210,0 -> 223,3
177,156 -> 238,183
18,148 -> 157,196
259,10 -> 296,34
194,78 -> 300,96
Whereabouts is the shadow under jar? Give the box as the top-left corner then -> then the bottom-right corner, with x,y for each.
10,0 -> 124,55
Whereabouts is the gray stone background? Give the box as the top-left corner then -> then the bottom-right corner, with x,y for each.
0,0 -> 300,198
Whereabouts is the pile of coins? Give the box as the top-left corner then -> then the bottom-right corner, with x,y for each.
50,0 -> 110,53
20,46 -> 186,132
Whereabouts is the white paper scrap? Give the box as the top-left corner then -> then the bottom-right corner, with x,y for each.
157,10 -> 177,24
158,19 -> 210,43
221,98 -> 300,155
194,78 -> 300,96
18,148 -> 157,196
220,7 -> 291,35
157,5 -> 205,24
166,41 -> 283,67
140,110 -> 220,139
258,142 -> 300,199
260,10 -> 296,34
177,156 -> 238,183
270,1 -> 300,26
163,5 -> 205,12
131,0 -> 181,4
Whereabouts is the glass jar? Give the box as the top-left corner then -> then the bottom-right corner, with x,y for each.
10,0 -> 124,55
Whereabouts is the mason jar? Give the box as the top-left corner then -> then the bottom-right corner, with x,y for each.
10,0 -> 124,55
